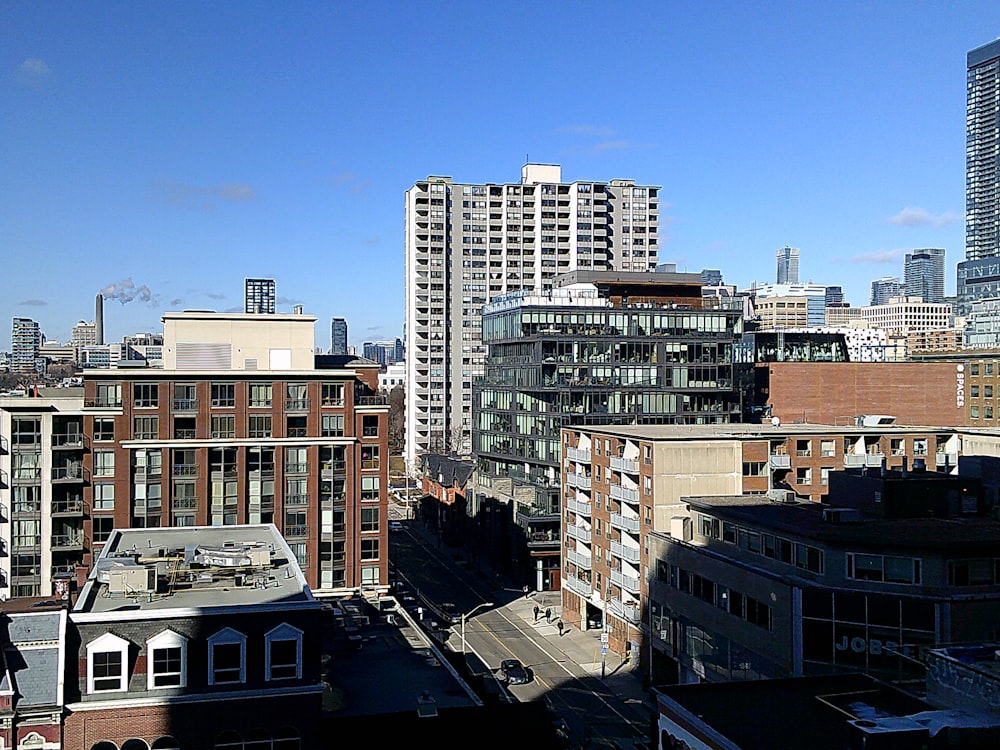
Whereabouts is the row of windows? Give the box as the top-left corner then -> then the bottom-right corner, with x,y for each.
87,624 -> 303,694
698,514 -> 825,574
661,562 -> 773,630
95,383 -> 347,409
130,414 -> 362,440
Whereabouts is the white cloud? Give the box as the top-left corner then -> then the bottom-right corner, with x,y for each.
16,58 -> 50,87
152,180 -> 257,209
887,207 -> 959,227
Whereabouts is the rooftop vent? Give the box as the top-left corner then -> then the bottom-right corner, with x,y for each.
767,489 -> 796,503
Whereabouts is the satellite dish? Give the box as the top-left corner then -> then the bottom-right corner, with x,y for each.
771,416 -> 781,427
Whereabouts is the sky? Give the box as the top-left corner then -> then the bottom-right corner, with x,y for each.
4,2 -> 1000,351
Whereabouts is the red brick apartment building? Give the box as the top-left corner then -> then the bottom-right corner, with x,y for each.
0,309 -> 390,599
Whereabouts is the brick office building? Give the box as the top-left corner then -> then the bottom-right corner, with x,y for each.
559,423 -> 963,659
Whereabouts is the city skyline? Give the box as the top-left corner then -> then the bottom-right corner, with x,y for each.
4,3 -> 1000,349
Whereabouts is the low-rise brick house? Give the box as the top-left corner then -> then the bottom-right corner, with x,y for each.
62,524 -> 323,749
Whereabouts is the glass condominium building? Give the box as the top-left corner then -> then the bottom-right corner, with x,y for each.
404,164 -> 661,465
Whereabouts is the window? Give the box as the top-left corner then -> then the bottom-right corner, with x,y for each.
87,633 -> 129,693
362,415 -> 379,437
361,476 -> 379,501
134,383 -> 159,408
644,476 -> 652,495
211,415 -> 235,439
361,506 -> 379,532
361,445 -> 380,470
94,450 -> 115,478
133,416 -> 159,440
847,553 -> 921,584
93,483 -> 115,510
93,516 -> 115,543
820,440 -> 835,457
796,467 -> 812,485
249,383 -> 272,407
321,414 -> 344,437
361,538 -> 379,561
286,384 -> 308,410
249,415 -> 272,438
265,624 -> 303,681
95,382 -> 121,407
208,628 -> 246,685
146,630 -> 187,689
211,383 -> 235,408
94,417 -> 115,442
643,445 -> 652,465
322,382 -> 344,406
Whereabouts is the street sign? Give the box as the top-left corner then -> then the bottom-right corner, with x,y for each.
600,632 -> 609,644
602,645 -> 608,654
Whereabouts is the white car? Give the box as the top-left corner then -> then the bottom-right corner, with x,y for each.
389,521 -> 403,532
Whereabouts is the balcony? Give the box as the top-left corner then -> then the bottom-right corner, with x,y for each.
566,497 -> 591,516
769,454 -> 791,469
133,466 -> 163,481
566,473 -> 592,490
564,574 -> 593,598
611,569 -> 641,594
610,485 -> 639,505
566,549 -> 592,569
172,464 -> 199,478
865,453 -> 885,467
286,427 -> 309,438
52,534 -> 84,552
0,468 -> 7,488
174,429 -> 197,440
527,531 -> 560,550
284,398 -> 310,412
608,597 -> 641,625
85,397 -> 122,408
565,525 -> 592,543
172,497 -> 198,510
565,447 -> 591,463
321,462 -> 346,479
0,435 -> 7,453
610,513 -> 640,534
52,465 -> 89,483
844,454 -> 866,467
52,499 -> 85,516
283,524 -> 309,538
284,494 -> 309,506
210,467 -> 239,480
356,394 -> 389,406
285,462 -> 309,475
610,456 -> 638,474
611,540 -> 640,564
172,399 -> 199,412
52,432 -> 88,450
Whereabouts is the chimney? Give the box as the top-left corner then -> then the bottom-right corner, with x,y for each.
95,294 -> 104,345
293,305 -> 304,315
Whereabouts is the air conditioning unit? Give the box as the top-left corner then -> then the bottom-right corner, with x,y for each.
108,565 -> 156,595
767,489 -> 796,503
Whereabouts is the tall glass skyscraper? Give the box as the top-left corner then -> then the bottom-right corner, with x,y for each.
959,40 -> 1000,328
330,317 -> 348,355
776,246 -> 799,284
904,248 -> 945,303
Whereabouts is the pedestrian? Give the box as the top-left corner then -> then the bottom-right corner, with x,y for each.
533,604 -> 540,621
558,620 -> 564,637
545,607 -> 552,622
523,584 -> 530,598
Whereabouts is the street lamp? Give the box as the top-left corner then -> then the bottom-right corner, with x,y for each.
461,601 -> 494,654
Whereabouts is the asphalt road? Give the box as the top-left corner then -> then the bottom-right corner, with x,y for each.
389,512 -> 653,749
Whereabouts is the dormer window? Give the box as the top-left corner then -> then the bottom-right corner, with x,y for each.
146,630 -> 187,689
208,628 -> 246,685
87,632 -> 130,693
265,623 -> 303,681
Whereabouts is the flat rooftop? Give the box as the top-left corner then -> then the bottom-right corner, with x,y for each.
73,524 -> 314,616
681,494 -> 1000,551
565,422 -> 962,441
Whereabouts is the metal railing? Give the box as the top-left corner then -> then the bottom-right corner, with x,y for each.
611,540 -> 640,564
610,456 -> 638,474
566,549 -> 592,569
52,432 -> 88,449
52,465 -> 90,482
172,398 -> 199,411
610,485 -> 639,505
565,447 -> 591,463
284,462 -> 309,474
566,473 -> 592,490
610,513 -> 640,534
172,497 -> 198,510
566,497 -> 591,516
565,525 -> 592,543
52,499 -> 85,515
284,398 -> 310,411
611,569 -> 641,593
284,524 -> 309,538
172,465 -> 198,477
564,575 -> 593,597
284,494 -> 309,506
52,534 -> 84,550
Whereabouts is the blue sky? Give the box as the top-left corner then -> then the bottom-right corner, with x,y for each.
4,2 -> 1000,350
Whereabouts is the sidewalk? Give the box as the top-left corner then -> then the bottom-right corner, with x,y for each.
503,589 -> 651,707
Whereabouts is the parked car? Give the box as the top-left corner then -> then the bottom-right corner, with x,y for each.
499,658 -> 532,685
389,520 -> 404,532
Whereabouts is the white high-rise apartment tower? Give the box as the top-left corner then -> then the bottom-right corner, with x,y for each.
404,163 -> 660,465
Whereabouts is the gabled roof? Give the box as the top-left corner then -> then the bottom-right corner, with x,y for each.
423,454 -> 474,489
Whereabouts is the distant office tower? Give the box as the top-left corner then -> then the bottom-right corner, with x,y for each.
870,277 -> 904,306
331,317 -> 348,355
405,164 -> 660,464
362,339 -> 404,367
700,269 -> 723,286
245,278 -> 276,314
904,248 -> 945,303
960,40 -> 1000,322
824,285 -> 845,307
776,246 -> 800,284
11,317 -> 42,374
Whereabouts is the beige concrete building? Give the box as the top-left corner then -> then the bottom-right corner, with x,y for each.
404,164 -> 662,463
